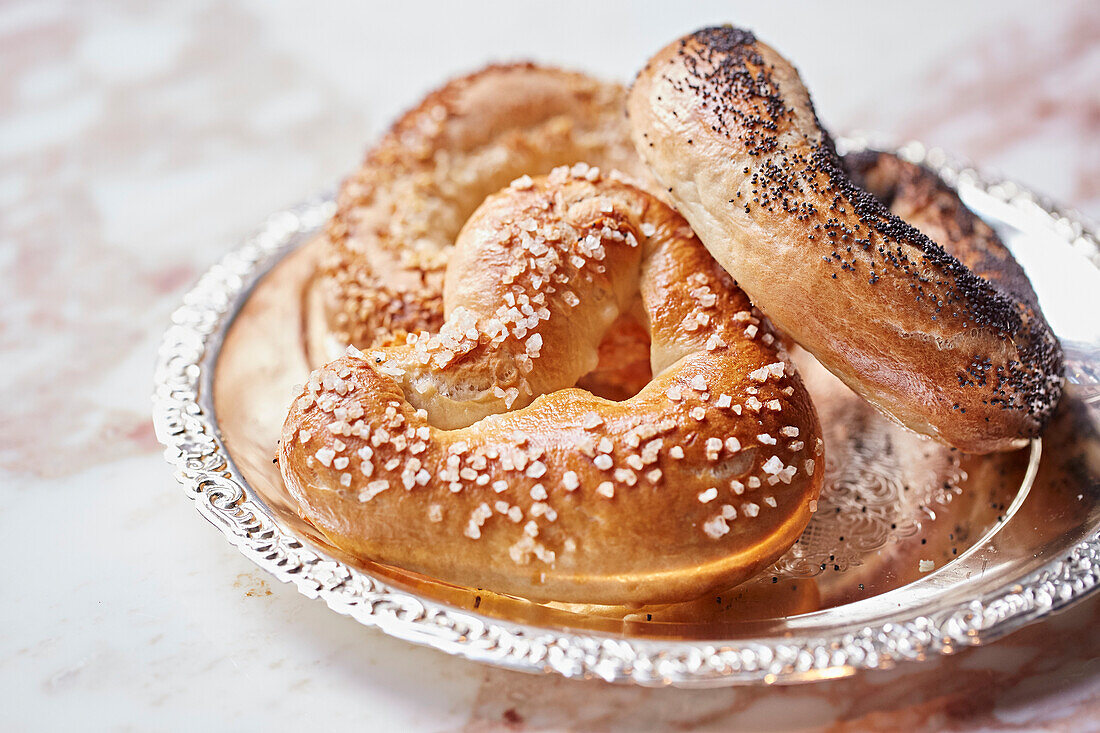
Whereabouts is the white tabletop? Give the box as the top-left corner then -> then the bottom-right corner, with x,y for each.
3,1 -> 1098,729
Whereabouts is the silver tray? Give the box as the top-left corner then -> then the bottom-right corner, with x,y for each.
153,138 -> 1100,687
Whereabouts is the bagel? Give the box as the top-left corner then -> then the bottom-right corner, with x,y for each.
280,166 -> 824,605
627,26 -> 1063,453
314,63 -> 653,363
843,150 -> 1050,318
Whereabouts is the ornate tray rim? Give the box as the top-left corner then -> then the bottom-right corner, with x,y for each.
152,137 -> 1100,687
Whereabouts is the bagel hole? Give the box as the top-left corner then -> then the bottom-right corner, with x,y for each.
575,313 -> 652,401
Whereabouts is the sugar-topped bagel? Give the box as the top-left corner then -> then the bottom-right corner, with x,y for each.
281,167 -> 823,604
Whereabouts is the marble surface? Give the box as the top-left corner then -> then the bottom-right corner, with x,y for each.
2,1 -> 1098,730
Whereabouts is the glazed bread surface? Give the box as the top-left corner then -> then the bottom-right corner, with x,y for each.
316,63 -> 654,360
628,27 -> 1063,453
282,168 -> 823,604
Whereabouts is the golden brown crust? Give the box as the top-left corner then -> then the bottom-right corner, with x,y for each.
627,27 -> 1063,454
842,150 -> 1045,313
316,63 -> 654,359
281,169 -> 823,605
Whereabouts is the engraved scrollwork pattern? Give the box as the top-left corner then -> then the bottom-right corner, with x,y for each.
768,415 -> 966,578
153,140 -> 1100,686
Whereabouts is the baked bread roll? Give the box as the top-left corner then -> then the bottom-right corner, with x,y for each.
843,150 -> 1052,323
315,63 -> 653,362
281,166 -> 824,604
627,26 -> 1063,453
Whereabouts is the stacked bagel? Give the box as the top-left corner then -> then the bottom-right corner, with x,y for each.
279,28 -> 1063,605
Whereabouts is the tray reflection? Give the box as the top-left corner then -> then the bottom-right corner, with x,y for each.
213,231 -> 1098,639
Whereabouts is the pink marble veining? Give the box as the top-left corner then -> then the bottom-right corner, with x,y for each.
1,1 -> 1097,730
455,595 -> 1100,731
846,2 -> 1100,220
0,2 -> 367,477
